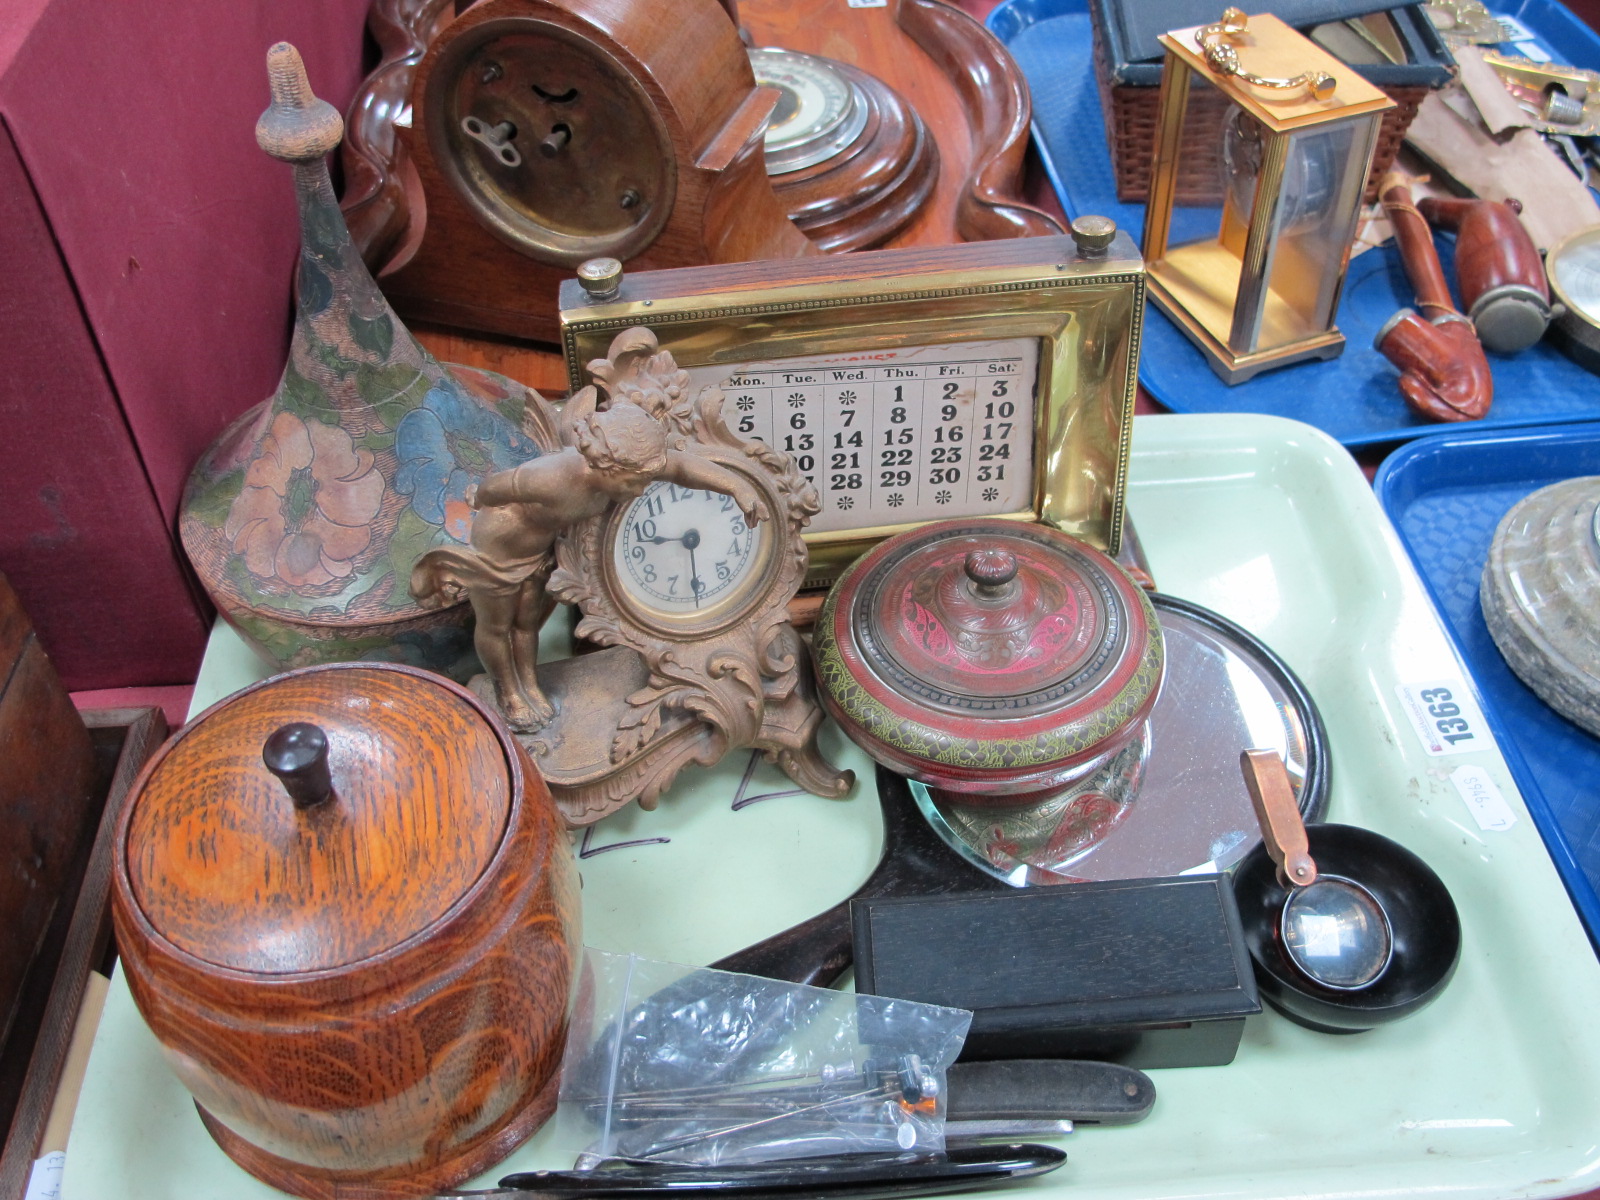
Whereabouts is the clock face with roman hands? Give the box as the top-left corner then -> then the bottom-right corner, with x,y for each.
611,478 -> 772,625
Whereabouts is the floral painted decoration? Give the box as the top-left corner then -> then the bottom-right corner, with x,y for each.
224,411 -> 386,589
396,385 -> 542,543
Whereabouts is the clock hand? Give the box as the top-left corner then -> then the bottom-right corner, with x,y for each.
683,528 -> 704,608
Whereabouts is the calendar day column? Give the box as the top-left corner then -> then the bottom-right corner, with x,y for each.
871,363 -> 924,517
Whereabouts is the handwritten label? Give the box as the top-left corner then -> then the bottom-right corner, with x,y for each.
24,1152 -> 64,1200
1395,680 -> 1490,756
1450,765 -> 1518,832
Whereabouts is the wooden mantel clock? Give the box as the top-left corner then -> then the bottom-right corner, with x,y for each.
340,0 -> 1061,347
374,0 -> 815,344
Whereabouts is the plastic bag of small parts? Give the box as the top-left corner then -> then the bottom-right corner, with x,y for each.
555,949 -> 973,1167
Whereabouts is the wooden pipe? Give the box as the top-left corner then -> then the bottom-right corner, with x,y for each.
1374,310 -> 1493,423
1381,173 -> 1457,321
1417,195 -> 1553,353
1376,173 -> 1493,422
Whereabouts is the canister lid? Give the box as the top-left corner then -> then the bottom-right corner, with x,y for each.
122,664 -> 512,974
814,519 -> 1162,773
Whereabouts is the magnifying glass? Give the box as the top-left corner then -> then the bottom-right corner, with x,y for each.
1239,748 -> 1393,992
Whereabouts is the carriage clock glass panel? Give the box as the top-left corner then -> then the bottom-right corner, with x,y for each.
679,338 -> 1039,535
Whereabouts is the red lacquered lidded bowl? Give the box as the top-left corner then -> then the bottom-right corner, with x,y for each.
813,518 -> 1163,803
111,662 -> 580,1200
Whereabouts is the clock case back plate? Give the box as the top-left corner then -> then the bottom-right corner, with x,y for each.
558,232 -> 1145,591
373,0 -> 815,344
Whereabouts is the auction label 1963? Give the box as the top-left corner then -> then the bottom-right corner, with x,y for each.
1395,679 -> 1491,757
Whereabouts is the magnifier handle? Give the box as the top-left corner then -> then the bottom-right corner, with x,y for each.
1240,749 -> 1317,890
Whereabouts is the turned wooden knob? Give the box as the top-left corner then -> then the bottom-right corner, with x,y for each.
262,722 -> 335,809
256,42 -> 343,163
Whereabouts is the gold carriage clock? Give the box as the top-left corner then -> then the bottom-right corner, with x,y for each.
1142,9 -> 1393,383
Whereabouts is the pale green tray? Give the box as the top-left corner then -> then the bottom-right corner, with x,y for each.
65,414 -> 1600,1200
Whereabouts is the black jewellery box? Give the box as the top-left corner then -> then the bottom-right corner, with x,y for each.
851,875 -> 1261,1069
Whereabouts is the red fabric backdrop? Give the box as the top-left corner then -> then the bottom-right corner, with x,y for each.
0,0 -> 372,689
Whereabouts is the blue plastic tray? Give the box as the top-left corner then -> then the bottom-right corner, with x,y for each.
987,0 -> 1600,448
1375,423 -> 1600,950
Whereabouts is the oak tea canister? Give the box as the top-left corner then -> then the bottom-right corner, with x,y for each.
111,662 -> 580,1200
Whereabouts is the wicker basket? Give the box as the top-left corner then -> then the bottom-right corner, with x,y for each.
1090,3 -> 1452,206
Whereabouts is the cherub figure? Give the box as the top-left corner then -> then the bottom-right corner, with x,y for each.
411,400 -> 765,733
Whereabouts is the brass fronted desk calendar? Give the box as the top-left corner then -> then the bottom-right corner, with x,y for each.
559,223 -> 1144,591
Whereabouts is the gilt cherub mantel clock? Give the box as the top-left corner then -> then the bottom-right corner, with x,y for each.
412,327 -> 853,826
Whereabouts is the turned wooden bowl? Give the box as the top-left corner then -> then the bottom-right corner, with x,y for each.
111,662 -> 580,1200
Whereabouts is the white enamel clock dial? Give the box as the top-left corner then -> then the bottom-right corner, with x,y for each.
612,480 -> 769,620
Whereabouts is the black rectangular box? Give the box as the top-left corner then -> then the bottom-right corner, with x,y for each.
851,876 -> 1260,1069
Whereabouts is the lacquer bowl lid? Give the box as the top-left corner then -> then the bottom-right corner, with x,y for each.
813,518 -> 1163,794
118,662 -> 514,976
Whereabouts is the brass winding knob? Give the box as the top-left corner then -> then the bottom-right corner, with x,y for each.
577,257 -> 624,302
1071,215 -> 1117,257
